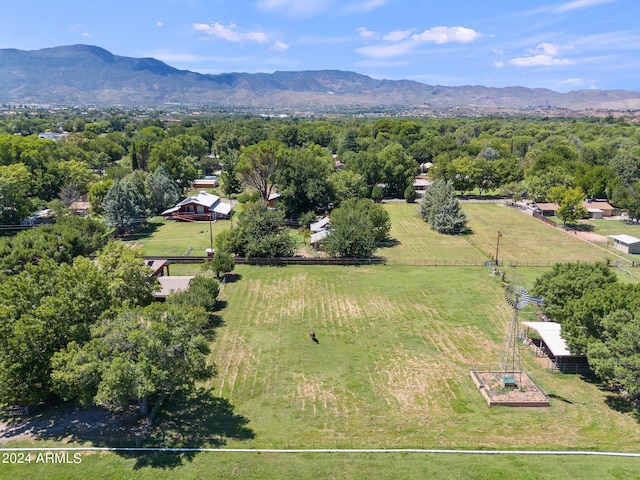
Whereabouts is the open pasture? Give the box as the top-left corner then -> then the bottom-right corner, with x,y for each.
380,202 -> 614,266
204,264 -> 640,451
123,217 -> 227,257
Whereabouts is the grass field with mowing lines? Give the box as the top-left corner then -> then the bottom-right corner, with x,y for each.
379,202 -> 614,266
203,264 -> 640,452
9,202 -> 640,479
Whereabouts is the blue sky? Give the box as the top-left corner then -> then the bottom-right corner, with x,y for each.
1,0 -> 639,92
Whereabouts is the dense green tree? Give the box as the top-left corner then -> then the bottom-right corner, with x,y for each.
610,150 -> 640,186
148,135 -> 205,193
327,170 -> 368,206
0,216 -> 108,278
526,166 -> 575,202
121,170 -> 151,219
405,183 -> 418,203
532,262 -> 617,328
555,187 -> 587,225
103,179 -> 141,235
278,144 -> 335,216
87,179 -> 114,215
219,150 -> 244,199
96,242 -> 158,308
0,257 -> 111,405
238,140 -> 288,201
587,310 -> 640,400
324,199 -> 380,258
204,250 -> 236,279
0,162 -> 32,225
168,275 -> 220,313
227,200 -> 296,258
346,150 -> 384,195
52,302 -> 211,415
146,163 -> 180,214
378,143 -> 417,198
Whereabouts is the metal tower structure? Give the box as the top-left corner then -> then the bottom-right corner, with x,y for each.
500,285 -> 530,387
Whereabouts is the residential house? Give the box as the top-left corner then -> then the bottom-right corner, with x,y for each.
161,191 -> 232,221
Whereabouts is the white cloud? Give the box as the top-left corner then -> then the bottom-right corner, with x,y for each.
82,32 -> 91,38
341,0 -> 390,13
509,43 -> 574,67
383,30 -> 412,42
256,0 -> 333,18
494,61 -> 505,68
270,40 -> 290,51
554,0 -> 617,13
356,41 -> 416,59
356,25 -> 481,60
157,21 -> 164,27
412,26 -> 481,44
357,27 -> 378,39
193,23 -> 269,44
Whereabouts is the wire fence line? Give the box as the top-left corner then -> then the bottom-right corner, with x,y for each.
146,255 -> 605,268
0,446 -> 639,457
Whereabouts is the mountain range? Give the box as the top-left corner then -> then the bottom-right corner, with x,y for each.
1,44 -> 640,112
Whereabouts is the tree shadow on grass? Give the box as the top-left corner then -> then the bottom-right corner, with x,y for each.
0,388 -> 255,470
604,395 -> 640,422
122,220 -> 163,241
222,273 -> 243,284
129,387 -> 255,469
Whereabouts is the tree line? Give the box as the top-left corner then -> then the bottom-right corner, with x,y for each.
0,217 -> 220,414
3,111 -> 640,229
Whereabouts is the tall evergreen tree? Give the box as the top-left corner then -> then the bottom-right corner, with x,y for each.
146,163 -> 180,214
103,180 -> 140,235
420,179 -> 469,234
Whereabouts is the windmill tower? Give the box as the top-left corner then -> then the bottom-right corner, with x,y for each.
500,285 -> 529,387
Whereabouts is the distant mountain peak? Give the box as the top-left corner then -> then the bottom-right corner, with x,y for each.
1,44 -> 639,111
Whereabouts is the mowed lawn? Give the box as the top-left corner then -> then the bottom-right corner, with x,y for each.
123,217 -> 230,257
6,204 -> 640,479
205,264 -> 640,451
380,201 -> 613,265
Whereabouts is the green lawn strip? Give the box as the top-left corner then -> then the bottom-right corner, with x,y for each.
1,450 -> 639,480
123,218 -> 231,257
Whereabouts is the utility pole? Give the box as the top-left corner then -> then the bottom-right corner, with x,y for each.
495,230 -> 503,265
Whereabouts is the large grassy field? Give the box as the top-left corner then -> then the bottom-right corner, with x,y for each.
380,201 -> 618,266
7,201 -> 640,479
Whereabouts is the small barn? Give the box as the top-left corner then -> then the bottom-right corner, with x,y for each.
533,202 -> 559,216
522,321 -> 589,373
609,234 -> 640,254
192,176 -> 218,188
153,276 -> 194,301
310,216 -> 330,232
310,230 -> 330,251
267,192 -> 281,208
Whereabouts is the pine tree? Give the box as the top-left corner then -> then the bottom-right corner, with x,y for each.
103,180 -> 140,235
146,163 -> 180,214
419,179 -> 469,234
